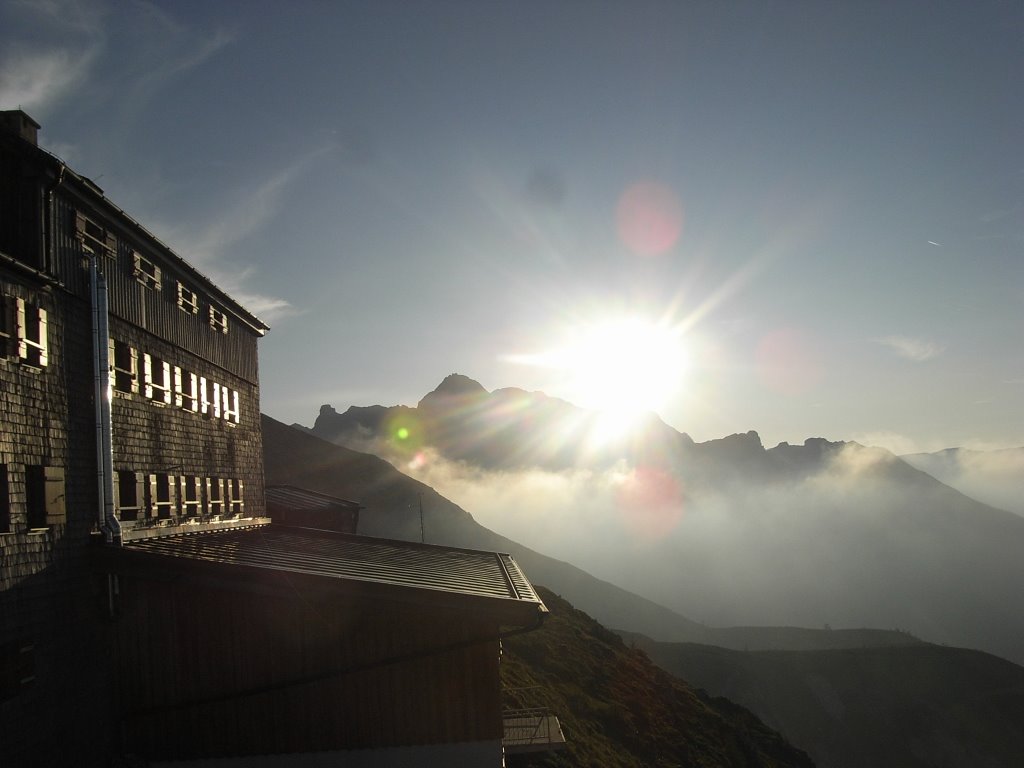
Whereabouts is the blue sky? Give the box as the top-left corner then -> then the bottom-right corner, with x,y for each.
3,0 -> 1021,452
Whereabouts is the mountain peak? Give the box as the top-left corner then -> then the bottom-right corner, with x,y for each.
418,373 -> 488,408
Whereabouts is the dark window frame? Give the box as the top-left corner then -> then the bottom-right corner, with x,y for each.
74,211 -> 116,258
25,466 -> 65,529
176,281 -> 199,315
132,250 -> 162,290
16,298 -> 47,368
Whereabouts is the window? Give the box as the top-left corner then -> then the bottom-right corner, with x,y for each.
0,638 -> 35,702
149,474 -> 177,521
25,466 -> 65,529
179,476 -> 202,518
115,471 -> 145,522
222,387 -> 240,425
143,353 -> 172,405
208,305 -> 228,334
110,339 -> 139,396
0,296 -> 14,359
132,251 -> 161,290
176,281 -> 199,314
74,211 -> 116,258
200,378 -> 222,419
16,299 -> 47,368
227,478 -> 244,517
206,477 -> 225,517
174,367 -> 199,413
0,465 -> 9,533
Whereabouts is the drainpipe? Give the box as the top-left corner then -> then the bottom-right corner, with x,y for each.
91,257 -> 120,544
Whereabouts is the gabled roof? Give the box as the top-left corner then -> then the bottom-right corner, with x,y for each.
100,524 -> 547,627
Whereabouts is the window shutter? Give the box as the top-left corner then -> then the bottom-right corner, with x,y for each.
160,360 -> 171,404
173,367 -> 182,408
0,297 -> 13,358
168,475 -> 178,517
135,472 -> 146,516
143,354 -> 153,399
147,474 -> 157,520
43,467 -> 65,526
15,298 -> 26,360
36,309 -> 47,368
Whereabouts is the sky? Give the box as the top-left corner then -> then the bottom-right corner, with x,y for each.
2,0 -> 1022,454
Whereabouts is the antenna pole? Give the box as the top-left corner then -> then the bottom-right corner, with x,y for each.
419,493 -> 425,543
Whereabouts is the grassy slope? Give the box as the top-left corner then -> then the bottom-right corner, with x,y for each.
501,587 -> 815,768
629,636 -> 1024,768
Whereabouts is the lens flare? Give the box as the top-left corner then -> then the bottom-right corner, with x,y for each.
616,180 -> 685,256
385,411 -> 424,452
615,465 -> 685,539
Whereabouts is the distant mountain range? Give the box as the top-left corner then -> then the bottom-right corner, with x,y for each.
305,374 -> 1024,667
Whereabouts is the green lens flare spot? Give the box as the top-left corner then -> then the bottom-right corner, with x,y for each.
396,427 -> 410,440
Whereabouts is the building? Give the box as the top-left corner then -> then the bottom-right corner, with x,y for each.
0,111 -> 547,766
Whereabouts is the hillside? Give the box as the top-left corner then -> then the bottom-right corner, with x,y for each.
901,446 -> 1024,516
625,634 -> 1024,768
501,587 -> 815,768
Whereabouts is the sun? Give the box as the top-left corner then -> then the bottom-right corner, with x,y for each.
518,314 -> 689,424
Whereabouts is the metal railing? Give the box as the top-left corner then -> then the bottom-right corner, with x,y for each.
502,705 -> 567,753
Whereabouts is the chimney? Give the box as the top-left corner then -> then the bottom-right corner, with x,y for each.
0,110 -> 41,146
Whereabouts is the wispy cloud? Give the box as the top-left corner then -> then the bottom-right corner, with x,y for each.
173,163 -> 307,267
877,335 -> 944,362
0,46 -> 97,109
152,150 -> 329,325
0,0 -> 104,110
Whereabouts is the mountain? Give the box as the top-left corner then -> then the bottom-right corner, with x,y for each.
263,415 -> 917,654
501,587 -> 815,768
306,375 -> 1024,666
901,446 -> 1024,516
622,633 -> 1024,768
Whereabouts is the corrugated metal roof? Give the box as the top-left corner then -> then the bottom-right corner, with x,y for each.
265,485 -> 362,511
117,525 -> 545,614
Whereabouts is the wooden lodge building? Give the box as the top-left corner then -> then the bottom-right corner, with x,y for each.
0,111 -> 548,767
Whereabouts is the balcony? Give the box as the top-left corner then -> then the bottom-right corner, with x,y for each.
502,706 -> 567,754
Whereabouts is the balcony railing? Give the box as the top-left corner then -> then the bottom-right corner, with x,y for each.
502,706 -> 567,753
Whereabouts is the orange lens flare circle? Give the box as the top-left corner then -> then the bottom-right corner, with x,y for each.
616,181 -> 685,256
615,465 -> 685,539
